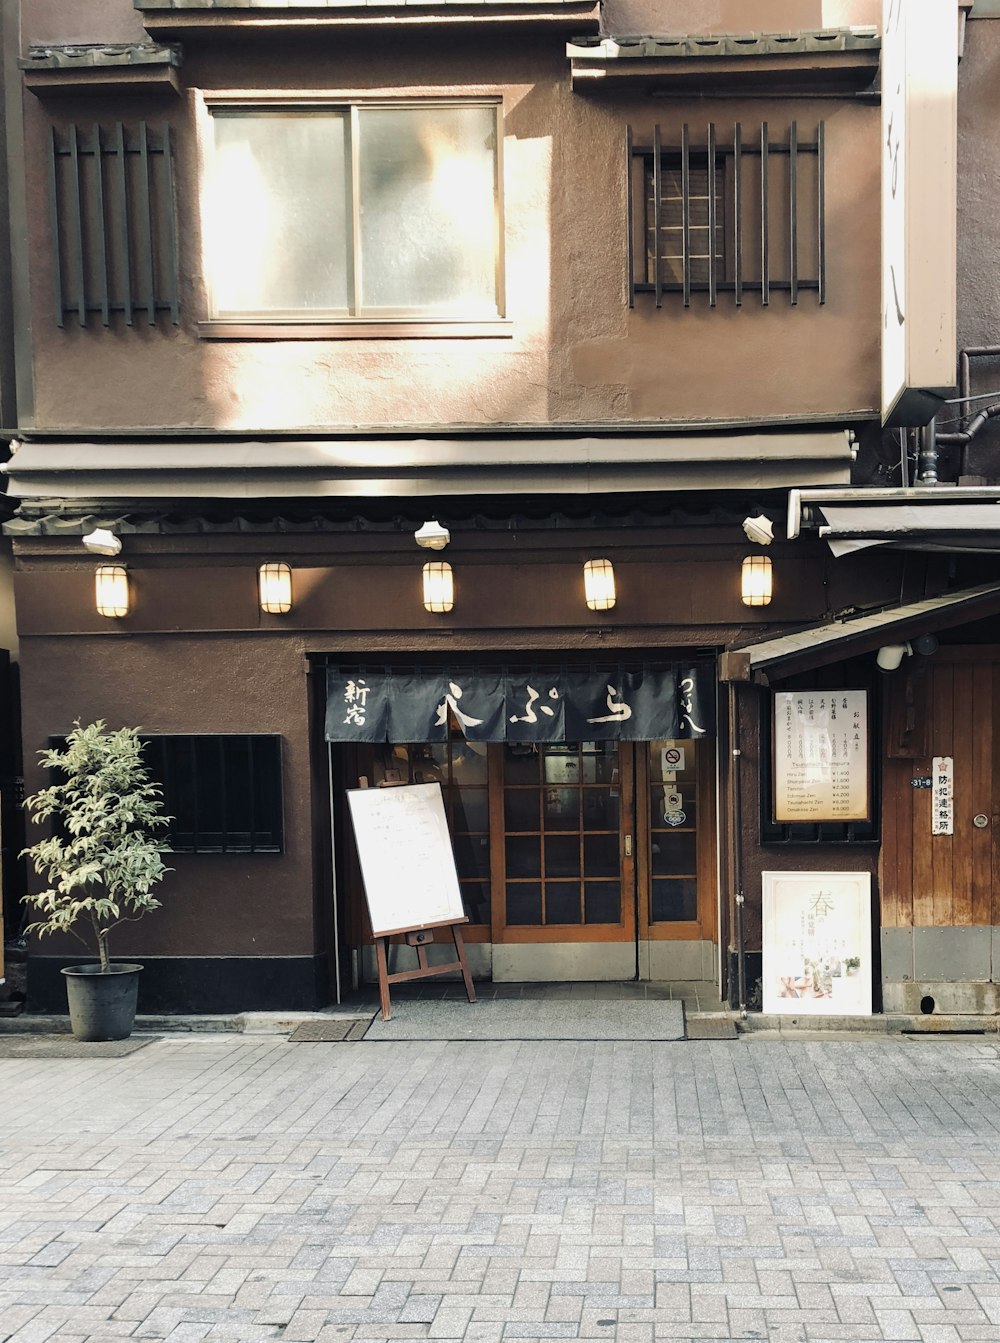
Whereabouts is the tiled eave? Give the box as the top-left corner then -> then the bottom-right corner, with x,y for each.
20,43 -> 183,97
569,27 -> 882,97
134,0 -> 600,37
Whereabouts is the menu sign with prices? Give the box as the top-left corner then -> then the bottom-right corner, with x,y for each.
773,691 -> 870,824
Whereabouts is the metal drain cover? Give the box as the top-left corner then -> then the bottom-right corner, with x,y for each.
686,1018 -> 738,1040
288,1019 -> 370,1043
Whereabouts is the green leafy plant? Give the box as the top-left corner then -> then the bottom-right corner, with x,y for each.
21,721 -> 171,973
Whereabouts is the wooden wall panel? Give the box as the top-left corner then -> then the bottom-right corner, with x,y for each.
970,662 -> 992,926
930,663 -> 954,929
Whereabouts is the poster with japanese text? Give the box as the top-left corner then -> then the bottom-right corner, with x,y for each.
762,871 -> 872,1016
772,690 -> 869,824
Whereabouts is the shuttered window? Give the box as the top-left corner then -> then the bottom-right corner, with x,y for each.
47,122 -> 179,328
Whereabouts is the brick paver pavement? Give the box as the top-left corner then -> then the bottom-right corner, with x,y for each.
0,1033 -> 999,1341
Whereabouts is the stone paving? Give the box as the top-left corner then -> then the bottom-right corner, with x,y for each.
1,1034 -> 1000,1341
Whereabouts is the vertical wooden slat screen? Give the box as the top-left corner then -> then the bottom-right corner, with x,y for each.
680,123 -> 691,308
759,121 -> 769,307
92,124 -> 110,326
48,121 -> 179,328
625,126 -> 635,310
652,123 -> 662,308
817,120 -> 827,304
136,122 -> 156,325
115,122 -> 133,326
162,125 -> 180,325
733,122 -> 743,307
789,121 -> 798,306
707,122 -> 717,308
67,125 -> 86,327
47,126 -> 64,328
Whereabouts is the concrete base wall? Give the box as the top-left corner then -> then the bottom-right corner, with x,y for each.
881,926 -> 1000,1014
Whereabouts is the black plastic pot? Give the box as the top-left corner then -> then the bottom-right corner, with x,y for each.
61,963 -> 143,1041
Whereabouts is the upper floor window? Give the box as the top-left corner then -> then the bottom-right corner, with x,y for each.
203,101 -> 503,325
629,120 -> 826,309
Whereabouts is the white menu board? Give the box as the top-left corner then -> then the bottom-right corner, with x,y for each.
346,784 -> 466,937
773,691 -> 869,824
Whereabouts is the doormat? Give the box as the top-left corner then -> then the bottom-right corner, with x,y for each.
288,1019 -> 371,1043
363,999 -> 685,1041
685,1018 -> 738,1040
0,1034 -> 160,1059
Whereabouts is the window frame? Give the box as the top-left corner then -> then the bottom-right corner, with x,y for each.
140,733 -> 285,856
628,120 -> 826,309
198,93 -> 510,339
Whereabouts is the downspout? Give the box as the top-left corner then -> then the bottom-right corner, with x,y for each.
728,681 -> 747,1019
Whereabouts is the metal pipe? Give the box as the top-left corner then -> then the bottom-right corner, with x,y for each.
728,682 -> 747,1018
917,420 -> 939,485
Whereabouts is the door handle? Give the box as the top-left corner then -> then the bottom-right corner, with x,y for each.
625,834 -> 632,857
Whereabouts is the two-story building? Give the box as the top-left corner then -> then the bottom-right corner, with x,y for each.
5,0 -> 1000,1018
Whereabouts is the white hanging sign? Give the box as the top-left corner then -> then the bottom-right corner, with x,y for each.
931,756 -> 954,836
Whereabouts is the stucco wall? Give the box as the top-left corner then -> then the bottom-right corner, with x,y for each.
18,19 -> 883,431
18,633 -> 320,961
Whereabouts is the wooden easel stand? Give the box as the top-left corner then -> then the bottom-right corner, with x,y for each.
374,921 -> 476,1020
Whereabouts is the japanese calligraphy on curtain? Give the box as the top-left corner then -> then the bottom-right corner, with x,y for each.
325,666 -> 714,744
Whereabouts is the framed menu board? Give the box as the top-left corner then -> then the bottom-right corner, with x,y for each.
346,783 -> 466,937
772,690 -> 870,824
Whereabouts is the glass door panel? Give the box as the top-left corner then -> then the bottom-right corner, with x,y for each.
497,742 -> 634,940
640,738 -> 714,939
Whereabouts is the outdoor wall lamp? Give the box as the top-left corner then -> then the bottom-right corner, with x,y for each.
95,564 -> 130,618
423,560 -> 454,613
259,562 -> 293,614
740,554 -> 773,607
584,558 -> 616,611
414,520 -> 450,550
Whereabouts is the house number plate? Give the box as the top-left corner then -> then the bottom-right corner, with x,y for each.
911,776 -> 932,788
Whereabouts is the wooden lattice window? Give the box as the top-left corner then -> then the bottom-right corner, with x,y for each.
47,122 -> 179,327
628,120 -> 826,308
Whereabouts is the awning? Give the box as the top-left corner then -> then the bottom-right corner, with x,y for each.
718,581 -> 1000,683
2,431 -> 853,504
788,487 -> 1000,556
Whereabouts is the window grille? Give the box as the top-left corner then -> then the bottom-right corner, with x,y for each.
140,735 -> 283,854
47,121 -> 179,328
628,120 -> 826,308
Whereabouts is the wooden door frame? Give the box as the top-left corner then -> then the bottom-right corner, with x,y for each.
636,738 -> 718,944
490,742 -> 637,944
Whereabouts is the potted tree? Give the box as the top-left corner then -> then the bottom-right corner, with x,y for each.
21,720 -> 171,1041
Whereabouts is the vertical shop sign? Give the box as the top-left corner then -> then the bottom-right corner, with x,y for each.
931,755 -> 954,836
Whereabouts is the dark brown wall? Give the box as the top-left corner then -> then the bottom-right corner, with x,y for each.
11,525 -> 915,640
18,633 -> 319,960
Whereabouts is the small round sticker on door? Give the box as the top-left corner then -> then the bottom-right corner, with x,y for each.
664,810 -> 686,827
